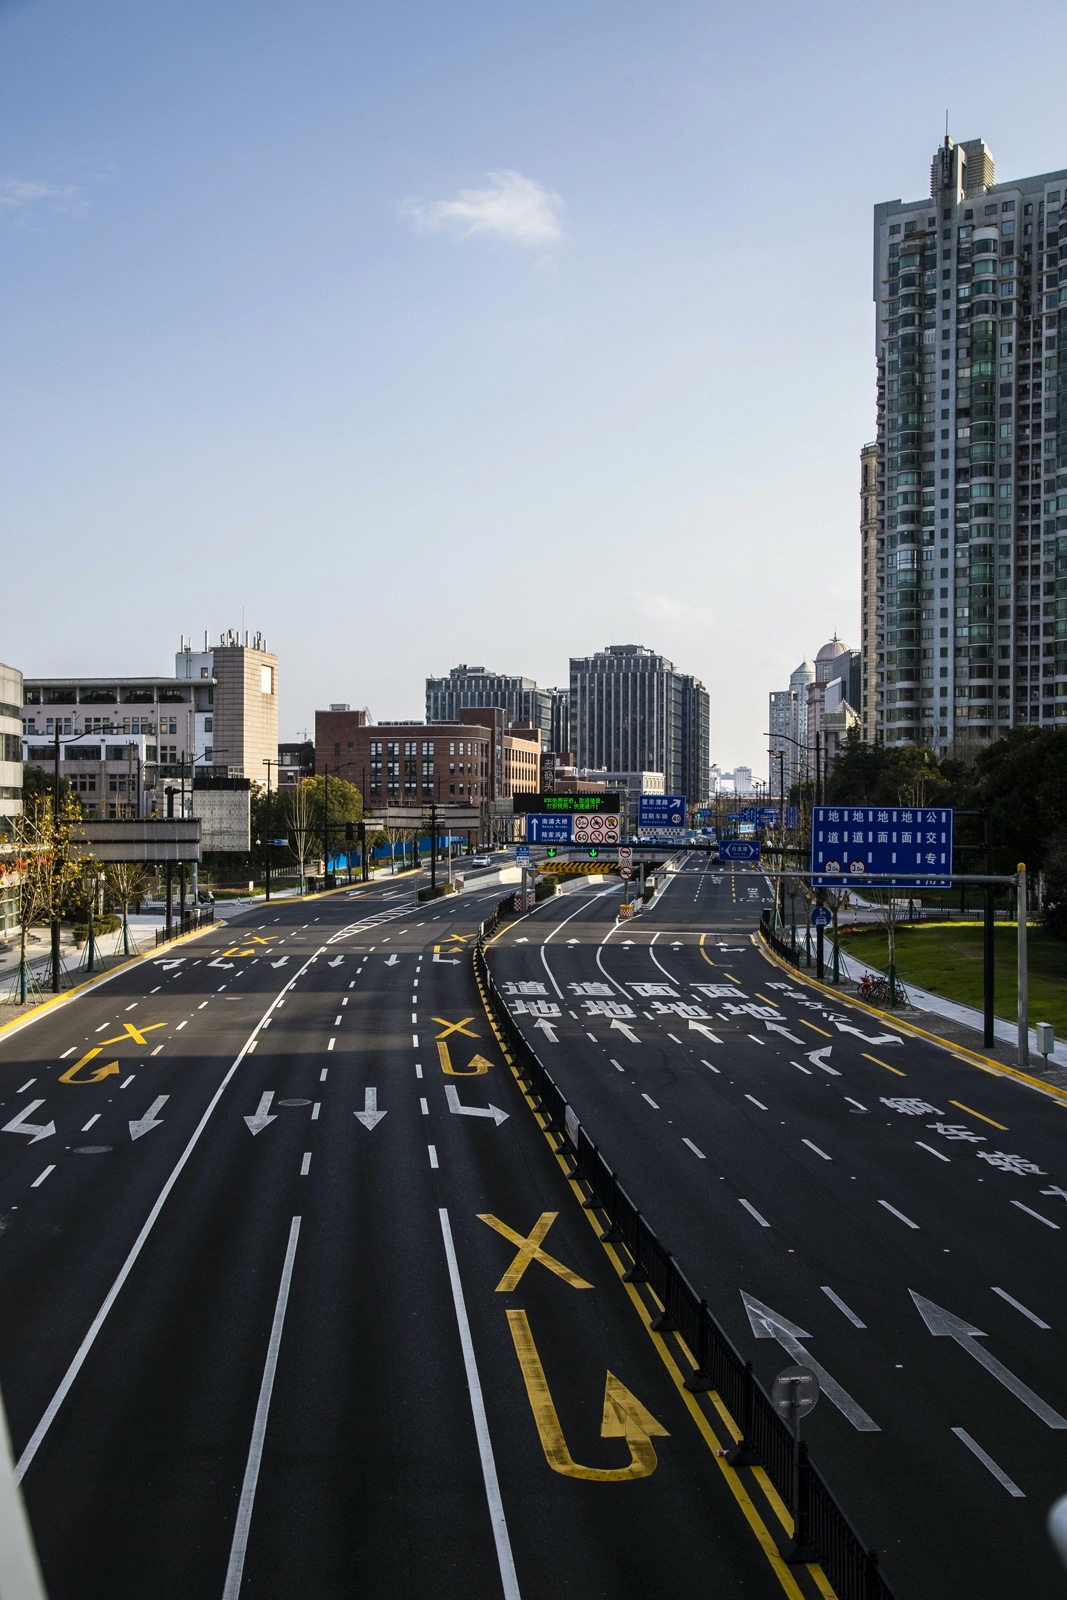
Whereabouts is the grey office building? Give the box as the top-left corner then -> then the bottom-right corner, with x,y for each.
425,665 -> 553,744
569,645 -> 710,804
872,137 -> 1067,752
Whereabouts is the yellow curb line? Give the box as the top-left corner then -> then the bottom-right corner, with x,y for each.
756,931 -> 1067,1108
473,954 -> 837,1600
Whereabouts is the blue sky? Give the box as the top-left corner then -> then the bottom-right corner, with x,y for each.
3,0 -> 1066,772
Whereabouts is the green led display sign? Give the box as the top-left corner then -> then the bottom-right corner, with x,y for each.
513,793 -> 622,815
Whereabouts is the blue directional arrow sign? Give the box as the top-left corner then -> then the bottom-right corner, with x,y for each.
720,840 -> 761,863
810,906 -> 833,928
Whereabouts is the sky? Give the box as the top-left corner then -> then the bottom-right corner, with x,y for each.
3,0 -> 1066,775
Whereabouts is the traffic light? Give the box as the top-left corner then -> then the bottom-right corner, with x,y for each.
588,846 -> 599,859
344,822 -> 354,842
546,846 -> 557,858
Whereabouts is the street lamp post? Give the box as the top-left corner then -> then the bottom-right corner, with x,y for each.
263,758 -> 277,901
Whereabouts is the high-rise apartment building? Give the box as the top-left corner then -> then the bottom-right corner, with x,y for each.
859,441 -> 879,740
768,659 -> 814,790
569,644 -> 710,804
872,138 -> 1067,751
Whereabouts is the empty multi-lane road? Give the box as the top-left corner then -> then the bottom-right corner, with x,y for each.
488,855 -> 1067,1599
1,874 -> 828,1599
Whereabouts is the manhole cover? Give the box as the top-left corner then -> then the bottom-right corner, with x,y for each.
277,1098 -> 312,1107
74,1145 -> 112,1154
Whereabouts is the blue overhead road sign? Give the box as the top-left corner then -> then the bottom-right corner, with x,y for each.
811,805 -> 953,889
720,840 -> 761,863
526,814 -> 572,844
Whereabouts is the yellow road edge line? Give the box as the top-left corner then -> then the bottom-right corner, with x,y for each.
473,959 -> 837,1600
949,1099 -> 1009,1131
861,1052 -> 907,1078
756,932 -> 1067,1108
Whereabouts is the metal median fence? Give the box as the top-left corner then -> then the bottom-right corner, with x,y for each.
476,903 -> 893,1600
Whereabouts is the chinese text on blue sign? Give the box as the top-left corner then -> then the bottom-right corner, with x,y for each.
810,806 -> 953,889
637,795 -> 687,830
526,814 -> 573,844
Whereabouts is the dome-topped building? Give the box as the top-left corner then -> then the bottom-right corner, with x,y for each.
814,635 -> 850,682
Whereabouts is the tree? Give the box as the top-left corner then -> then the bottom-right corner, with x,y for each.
7,792 -> 87,1000
825,731 -> 953,807
285,781 -> 319,892
105,861 -> 149,956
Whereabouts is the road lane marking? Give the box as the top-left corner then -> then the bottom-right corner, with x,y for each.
845,1096 -> 868,1111
820,1287 -> 866,1328
478,1212 -> 593,1292
120,1075 -> 135,1088
950,1100 -> 1008,1131
311,1103 -> 321,1120
741,1292 -> 880,1432
327,1038 -> 336,1051
641,1093 -> 659,1109
746,1035 -> 765,1047
300,1153 -> 311,1175
221,1217 -> 302,1599
789,1060 -> 812,1075
801,1139 -> 830,1160
683,1138 -> 706,1159
739,1198 -> 770,1227
412,1034 -> 419,1048
319,1068 -> 328,1082
915,1141 -> 950,1162
951,1428 -> 1024,1497
59,1049 -> 75,1059
992,1287 -> 1050,1329
13,947 -> 327,1484
17,1079 -> 35,1093
862,1053 -> 906,1077
799,1019 -> 832,1037
701,1058 -> 721,1074
420,1098 -> 429,1115
878,1200 -> 919,1229
30,1166 -> 55,1188
744,1095 -> 768,1111
81,1115 -> 100,1131
1011,1200 -> 1059,1230
428,1145 -> 439,1168
414,1063 -> 423,1078
438,1210 -> 520,1599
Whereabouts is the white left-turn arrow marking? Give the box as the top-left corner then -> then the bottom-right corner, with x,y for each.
444,1085 -> 508,1125
2,1100 -> 55,1144
805,1046 -> 839,1074
740,1291 -> 880,1432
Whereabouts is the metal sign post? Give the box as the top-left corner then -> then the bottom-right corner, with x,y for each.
1018,864 -> 1028,1067
771,1364 -> 820,1564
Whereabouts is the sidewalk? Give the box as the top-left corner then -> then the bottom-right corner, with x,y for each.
834,944 -> 1067,1076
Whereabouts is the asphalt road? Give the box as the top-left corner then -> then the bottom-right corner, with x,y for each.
487,857 -> 1067,1600
0,874 -> 813,1599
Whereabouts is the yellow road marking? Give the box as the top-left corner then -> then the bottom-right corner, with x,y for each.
799,1019 -> 832,1038
479,1211 -> 593,1291
447,932 -> 472,943
724,973 -> 739,983
861,1053 -> 906,1077
949,1099 -> 1009,1131
433,1016 -> 478,1039
472,958 -> 836,1600
506,1309 -> 666,1481
699,932 -> 715,967
59,1050 -> 120,1084
436,1040 -> 490,1076
98,1021 -> 166,1049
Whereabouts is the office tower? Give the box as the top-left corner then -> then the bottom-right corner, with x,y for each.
425,665 -> 553,744
859,441 -> 879,740
873,137 -> 1066,751
546,687 -> 570,754
768,659 -> 814,789
569,644 -> 710,803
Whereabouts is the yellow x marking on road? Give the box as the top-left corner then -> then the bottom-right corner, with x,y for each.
446,933 -> 472,944
478,1211 -> 593,1292
98,1021 -> 166,1049
433,1017 -> 478,1039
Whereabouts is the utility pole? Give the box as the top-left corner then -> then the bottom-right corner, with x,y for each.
323,765 -> 330,889
983,811 -> 994,1050
1017,864 -> 1029,1067
51,720 -> 62,991
165,785 -> 174,940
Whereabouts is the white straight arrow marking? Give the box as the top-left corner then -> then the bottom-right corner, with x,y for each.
354,1087 -> 387,1130
328,956 -> 344,968
909,1291 -> 1067,1428
609,1018 -> 641,1043
2,1101 -> 55,1144
533,1018 -> 559,1044
244,1092 -> 277,1136
765,1021 -> 805,1044
687,1019 -> 723,1043
834,1023 -> 902,1045
384,954 -> 399,966
129,1095 -> 169,1140
740,1291 -> 880,1432
444,1085 -> 508,1126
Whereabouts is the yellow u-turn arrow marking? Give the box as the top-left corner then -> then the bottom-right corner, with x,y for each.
60,1048 -> 121,1084
437,1040 -> 491,1076
506,1309 -> 667,1481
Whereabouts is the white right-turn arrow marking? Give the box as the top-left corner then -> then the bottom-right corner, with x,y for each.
444,1085 -> 508,1125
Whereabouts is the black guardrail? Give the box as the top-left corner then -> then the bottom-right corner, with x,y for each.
475,931 -> 893,1600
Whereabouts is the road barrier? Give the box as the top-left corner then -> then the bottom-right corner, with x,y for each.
154,906 -> 215,946
475,928 -> 893,1600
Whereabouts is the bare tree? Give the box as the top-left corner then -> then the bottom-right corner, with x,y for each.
106,861 -> 149,956
6,795 -> 87,1001
286,781 -> 318,893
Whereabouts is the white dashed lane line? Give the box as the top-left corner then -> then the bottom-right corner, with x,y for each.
739,1198 -> 770,1228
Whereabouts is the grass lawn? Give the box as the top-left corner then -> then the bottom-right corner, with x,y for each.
836,922 -> 1067,1038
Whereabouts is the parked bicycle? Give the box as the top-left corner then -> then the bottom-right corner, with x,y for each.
858,971 -> 909,1008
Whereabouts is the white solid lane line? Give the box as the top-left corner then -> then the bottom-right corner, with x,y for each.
821,1286 -> 866,1328
438,1208 -> 521,1600
739,1198 -> 770,1227
221,1217 -> 302,1598
1011,1200 -> 1060,1230
879,1200 -> 919,1229
683,1138 -> 706,1159
802,1139 -> 831,1161
992,1286 -> 1050,1329
915,1140 -> 950,1162
951,1427 -> 1025,1497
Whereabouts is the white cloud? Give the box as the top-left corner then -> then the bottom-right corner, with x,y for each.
403,170 -> 563,245
0,178 -> 82,217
